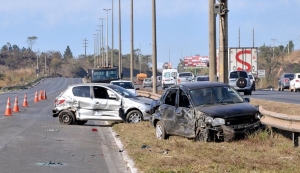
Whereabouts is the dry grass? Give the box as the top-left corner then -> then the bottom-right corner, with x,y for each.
112,99 -> 300,173
0,67 -> 37,87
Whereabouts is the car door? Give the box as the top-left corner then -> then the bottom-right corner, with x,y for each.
72,86 -> 94,117
160,89 -> 178,134
91,86 -> 121,120
173,89 -> 195,138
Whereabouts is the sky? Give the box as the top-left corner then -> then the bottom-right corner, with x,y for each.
1,0 -> 300,69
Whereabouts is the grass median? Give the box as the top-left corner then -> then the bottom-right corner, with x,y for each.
112,98 -> 300,173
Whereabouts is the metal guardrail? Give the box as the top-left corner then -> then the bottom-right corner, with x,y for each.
137,91 -> 300,147
259,106 -> 300,147
136,90 -> 161,100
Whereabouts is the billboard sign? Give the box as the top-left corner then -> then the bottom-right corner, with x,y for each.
183,56 -> 209,67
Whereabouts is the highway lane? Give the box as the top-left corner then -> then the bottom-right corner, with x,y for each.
0,77 -> 130,173
245,89 -> 300,104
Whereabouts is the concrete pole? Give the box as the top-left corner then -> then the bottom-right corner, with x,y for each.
118,0 -> 122,78
130,0 -> 134,82
104,9 -> 111,67
219,0 -> 228,83
209,0 -> 217,82
111,0 -> 114,67
152,0 -> 157,93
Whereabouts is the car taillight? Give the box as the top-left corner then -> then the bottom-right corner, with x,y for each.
178,78 -> 181,83
284,78 -> 288,83
296,80 -> 300,83
55,99 -> 65,105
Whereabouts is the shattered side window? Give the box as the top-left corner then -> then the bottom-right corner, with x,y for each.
163,89 -> 177,106
179,89 -> 190,108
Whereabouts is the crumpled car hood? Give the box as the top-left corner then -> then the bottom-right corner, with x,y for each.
194,102 -> 258,118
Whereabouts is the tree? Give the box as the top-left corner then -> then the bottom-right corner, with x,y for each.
63,46 -> 73,59
26,36 -> 38,50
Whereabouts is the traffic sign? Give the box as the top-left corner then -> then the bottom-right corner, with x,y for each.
257,69 -> 265,78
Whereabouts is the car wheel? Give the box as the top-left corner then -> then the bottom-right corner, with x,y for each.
126,110 -> 142,123
196,128 -> 208,142
58,110 -> 75,125
244,91 -> 248,95
76,120 -> 88,125
156,121 -> 168,140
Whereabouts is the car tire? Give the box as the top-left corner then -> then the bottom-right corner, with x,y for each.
76,120 -> 88,125
58,110 -> 75,125
244,91 -> 248,95
126,110 -> 142,123
156,121 -> 168,140
196,128 -> 208,142
236,77 -> 247,88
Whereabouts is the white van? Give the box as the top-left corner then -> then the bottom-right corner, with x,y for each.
161,69 -> 178,89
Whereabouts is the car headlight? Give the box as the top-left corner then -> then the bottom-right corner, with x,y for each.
205,117 -> 225,126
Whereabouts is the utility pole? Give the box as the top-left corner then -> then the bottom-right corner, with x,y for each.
209,0 -> 217,82
104,8 -> 111,67
111,0 -> 114,67
152,0 -> 157,93
271,38 -> 276,59
82,38 -> 88,58
118,0 -> 122,78
252,28 -> 255,47
217,0 -> 229,83
238,27 -> 240,48
93,34 -> 98,68
130,0 -> 134,82
99,18 -> 105,67
139,42 -> 142,73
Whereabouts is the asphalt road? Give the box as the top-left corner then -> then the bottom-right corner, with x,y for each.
0,77 -> 130,173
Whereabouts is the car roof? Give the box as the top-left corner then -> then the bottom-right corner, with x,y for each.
110,80 -> 133,83
68,83 -> 114,87
170,81 -> 228,90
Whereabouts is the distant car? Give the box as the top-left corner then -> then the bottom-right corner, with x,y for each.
192,75 -> 209,82
248,74 -> 256,91
110,80 -> 139,95
52,83 -> 153,124
278,73 -> 294,91
289,73 -> 300,92
176,72 -> 194,84
228,70 -> 252,95
161,68 -> 178,90
143,78 -> 153,88
149,82 -> 263,142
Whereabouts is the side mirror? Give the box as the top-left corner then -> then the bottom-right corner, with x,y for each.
244,98 -> 250,103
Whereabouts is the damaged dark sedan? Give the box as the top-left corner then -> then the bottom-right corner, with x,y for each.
149,82 -> 264,142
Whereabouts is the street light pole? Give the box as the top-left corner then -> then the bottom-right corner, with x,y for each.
139,42 -> 142,73
103,8 -> 111,67
118,0 -> 122,78
93,34 -> 98,68
111,0 -> 114,67
99,18 -> 105,67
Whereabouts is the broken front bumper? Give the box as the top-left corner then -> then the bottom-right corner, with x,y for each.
221,121 -> 264,141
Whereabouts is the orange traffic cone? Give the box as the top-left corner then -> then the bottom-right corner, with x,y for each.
13,96 -> 20,112
22,94 -> 29,107
38,90 -> 43,100
4,97 -> 13,116
44,90 -> 47,100
34,91 -> 39,102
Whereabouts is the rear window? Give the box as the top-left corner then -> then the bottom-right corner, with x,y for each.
179,73 -> 193,77
229,71 -> 248,78
197,76 -> 209,81
284,74 -> 294,78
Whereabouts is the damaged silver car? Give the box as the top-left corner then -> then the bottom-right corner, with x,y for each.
52,83 -> 153,125
149,82 -> 264,142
